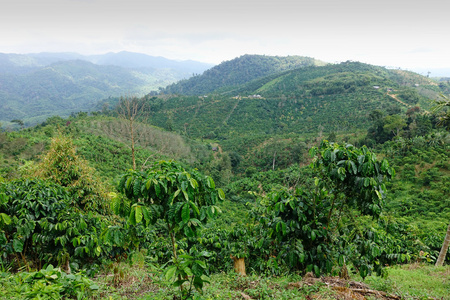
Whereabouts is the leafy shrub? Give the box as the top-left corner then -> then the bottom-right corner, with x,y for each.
0,179 -> 115,271
0,264 -> 98,299
31,135 -> 110,214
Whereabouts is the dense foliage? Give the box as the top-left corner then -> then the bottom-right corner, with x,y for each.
162,54 -> 326,95
1,56 -> 449,299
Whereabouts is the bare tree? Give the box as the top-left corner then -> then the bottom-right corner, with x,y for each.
117,96 -> 147,170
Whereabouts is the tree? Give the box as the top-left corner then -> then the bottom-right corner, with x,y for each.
11,119 -> 24,129
383,115 -> 407,137
433,94 -> 450,266
310,141 -> 395,221
117,96 -> 147,170
433,94 -> 450,130
366,110 -> 392,144
116,160 -> 224,297
31,135 -> 109,214
259,141 -> 395,277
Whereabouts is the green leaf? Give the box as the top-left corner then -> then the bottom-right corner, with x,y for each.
357,154 -> 365,165
299,253 -> 305,263
173,279 -> 187,287
125,177 -> 132,189
189,178 -> 199,189
193,276 -> 205,293
281,222 -> 286,236
349,161 -> 357,174
135,205 -> 143,224
184,225 -> 195,237
375,190 -> 382,199
314,265 -> 320,277
181,203 -> 190,223
13,239 -> 24,253
133,180 -> 141,196
128,208 -> 137,225
311,230 -> 316,241
145,178 -> 152,190
165,265 -> 178,281
360,264 -> 369,279
364,177 -> 370,187
218,188 -> 225,200
195,260 -> 207,269
189,201 -> 200,216
331,149 -> 337,162
206,177 -> 215,189
171,189 -> 181,204
182,189 -> 189,201
154,183 -> 161,197
183,266 -> 193,276
1,213 -> 11,225
142,206 -> 150,224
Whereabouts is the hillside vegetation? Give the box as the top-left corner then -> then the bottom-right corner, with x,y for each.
131,62 -> 439,151
1,55 -> 450,299
161,54 -> 326,95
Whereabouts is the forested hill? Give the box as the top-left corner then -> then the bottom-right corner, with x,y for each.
143,61 -> 446,140
161,54 -> 327,95
0,60 -> 156,125
0,52 -> 213,126
218,61 -> 445,99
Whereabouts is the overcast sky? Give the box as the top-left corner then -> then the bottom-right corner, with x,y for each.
1,0 -> 449,72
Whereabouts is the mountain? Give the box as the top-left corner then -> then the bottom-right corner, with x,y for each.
161,54 -> 327,95
0,52 -> 213,125
143,61 -> 443,142
87,51 -> 213,74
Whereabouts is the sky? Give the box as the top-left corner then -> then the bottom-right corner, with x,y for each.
1,0 -> 450,74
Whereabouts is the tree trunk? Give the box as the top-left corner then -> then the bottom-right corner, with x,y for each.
230,255 -> 246,276
435,221 -> 450,266
130,118 -> 136,170
272,151 -> 277,171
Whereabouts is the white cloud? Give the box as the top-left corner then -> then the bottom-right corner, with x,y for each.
0,0 -> 449,69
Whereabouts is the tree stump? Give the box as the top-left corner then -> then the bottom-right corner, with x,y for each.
230,255 -> 246,276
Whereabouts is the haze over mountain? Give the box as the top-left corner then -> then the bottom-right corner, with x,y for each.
0,51 -> 213,125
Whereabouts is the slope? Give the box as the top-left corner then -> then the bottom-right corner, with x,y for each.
161,54 -> 327,95
145,62 -> 442,142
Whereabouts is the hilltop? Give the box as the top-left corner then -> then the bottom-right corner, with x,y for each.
161,54 -> 326,95
142,61 -> 444,143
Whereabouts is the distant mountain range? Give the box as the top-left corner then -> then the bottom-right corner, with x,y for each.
0,51 -> 213,125
0,51 -> 213,75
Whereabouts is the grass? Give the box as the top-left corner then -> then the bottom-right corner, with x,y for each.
137,272 -> 339,300
365,263 -> 450,299
1,262 -> 449,299
91,262 -> 450,299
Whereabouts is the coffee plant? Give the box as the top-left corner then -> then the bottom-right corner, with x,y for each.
117,160 -> 224,298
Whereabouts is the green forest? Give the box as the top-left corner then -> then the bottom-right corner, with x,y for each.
1,58 -> 450,299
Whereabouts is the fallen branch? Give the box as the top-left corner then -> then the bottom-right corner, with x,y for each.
332,286 -> 401,300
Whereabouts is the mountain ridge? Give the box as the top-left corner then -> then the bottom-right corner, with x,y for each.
0,52 -> 214,125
